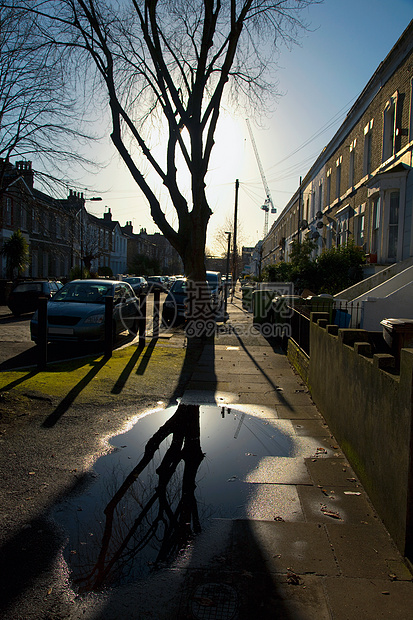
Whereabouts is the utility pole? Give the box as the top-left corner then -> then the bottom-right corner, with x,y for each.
231,179 -> 239,301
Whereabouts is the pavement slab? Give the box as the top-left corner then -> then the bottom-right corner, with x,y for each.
323,577 -> 413,619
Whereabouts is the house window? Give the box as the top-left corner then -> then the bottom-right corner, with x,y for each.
325,221 -> 334,250
336,156 -> 342,200
20,205 -> 27,231
388,190 -> 399,259
326,169 -> 331,207
318,180 -> 323,213
349,139 -> 356,188
363,119 -> 374,176
42,252 -> 49,277
382,92 -> 398,162
32,208 -> 39,233
5,197 -> 12,226
44,213 -> 49,236
354,204 -> 365,247
371,195 -> 381,253
410,78 -> 413,141
336,209 -> 349,247
32,250 -> 38,277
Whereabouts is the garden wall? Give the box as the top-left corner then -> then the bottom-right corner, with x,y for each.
290,313 -> 413,559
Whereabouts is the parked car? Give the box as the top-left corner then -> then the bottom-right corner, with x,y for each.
123,276 -> 148,296
30,279 -> 139,343
206,271 -> 223,307
8,279 -> 63,317
162,274 -> 223,325
162,278 -> 187,325
146,276 -> 167,293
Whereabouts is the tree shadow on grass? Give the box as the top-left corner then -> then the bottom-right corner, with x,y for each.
110,341 -> 146,394
42,357 -> 109,428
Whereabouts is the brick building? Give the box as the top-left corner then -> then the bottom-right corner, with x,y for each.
262,21 -> 413,273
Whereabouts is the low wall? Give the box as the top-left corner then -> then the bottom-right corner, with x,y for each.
287,338 -> 310,385
306,314 -> 413,558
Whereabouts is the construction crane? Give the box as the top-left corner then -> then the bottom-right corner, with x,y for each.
246,119 -> 277,237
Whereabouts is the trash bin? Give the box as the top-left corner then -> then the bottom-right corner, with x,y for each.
271,295 -> 303,325
252,289 -> 275,324
380,318 -> 413,368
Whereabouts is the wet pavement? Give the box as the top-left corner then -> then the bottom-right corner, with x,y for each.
1,290 -> 413,619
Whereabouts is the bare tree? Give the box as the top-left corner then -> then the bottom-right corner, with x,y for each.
0,3 -> 93,192
14,0 -> 316,289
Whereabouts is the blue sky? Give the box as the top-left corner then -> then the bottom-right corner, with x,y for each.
75,0 -> 413,252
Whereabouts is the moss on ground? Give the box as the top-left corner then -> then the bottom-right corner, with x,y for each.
0,343 -> 187,418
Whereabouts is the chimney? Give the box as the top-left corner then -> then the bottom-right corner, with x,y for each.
104,207 -> 112,222
15,160 -> 34,188
123,221 -> 133,234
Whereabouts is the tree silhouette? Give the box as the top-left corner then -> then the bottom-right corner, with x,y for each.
16,0 -> 315,285
74,403 -> 204,592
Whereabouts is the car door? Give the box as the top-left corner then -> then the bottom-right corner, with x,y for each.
116,283 -> 137,331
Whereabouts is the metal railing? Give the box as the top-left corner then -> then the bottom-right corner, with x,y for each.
286,301 -> 363,356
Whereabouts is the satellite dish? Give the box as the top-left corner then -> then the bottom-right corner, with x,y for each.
311,231 -> 320,240
316,210 -> 323,219
316,221 -> 324,229
300,219 -> 308,230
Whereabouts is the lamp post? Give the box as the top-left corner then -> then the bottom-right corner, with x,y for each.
225,231 -> 231,316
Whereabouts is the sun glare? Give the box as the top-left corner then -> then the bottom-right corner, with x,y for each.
207,114 -> 246,186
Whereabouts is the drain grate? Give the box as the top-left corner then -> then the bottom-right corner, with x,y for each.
190,583 -> 238,620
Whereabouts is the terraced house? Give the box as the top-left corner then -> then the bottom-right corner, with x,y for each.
262,20 -> 413,273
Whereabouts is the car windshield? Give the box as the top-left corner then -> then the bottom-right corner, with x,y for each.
206,273 -> 219,290
171,279 -> 187,294
13,283 -> 43,293
51,282 -> 113,303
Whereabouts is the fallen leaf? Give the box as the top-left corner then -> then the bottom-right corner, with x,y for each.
287,571 -> 301,585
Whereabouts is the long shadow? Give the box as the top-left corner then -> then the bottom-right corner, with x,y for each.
110,342 -> 145,394
42,357 -> 109,428
135,337 -> 158,375
234,330 -> 293,410
0,368 -> 39,392
0,471 -> 91,620
168,333 -> 217,406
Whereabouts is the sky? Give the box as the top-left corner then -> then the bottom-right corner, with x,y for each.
56,0 -> 413,254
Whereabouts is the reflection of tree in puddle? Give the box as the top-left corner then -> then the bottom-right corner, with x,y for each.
74,403 -> 204,592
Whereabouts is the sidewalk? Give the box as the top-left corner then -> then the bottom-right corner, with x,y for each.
80,291 -> 413,620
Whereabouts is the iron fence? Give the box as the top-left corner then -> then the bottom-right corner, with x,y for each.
286,301 -> 363,356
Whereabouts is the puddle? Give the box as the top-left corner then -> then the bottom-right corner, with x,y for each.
52,404 -> 293,592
